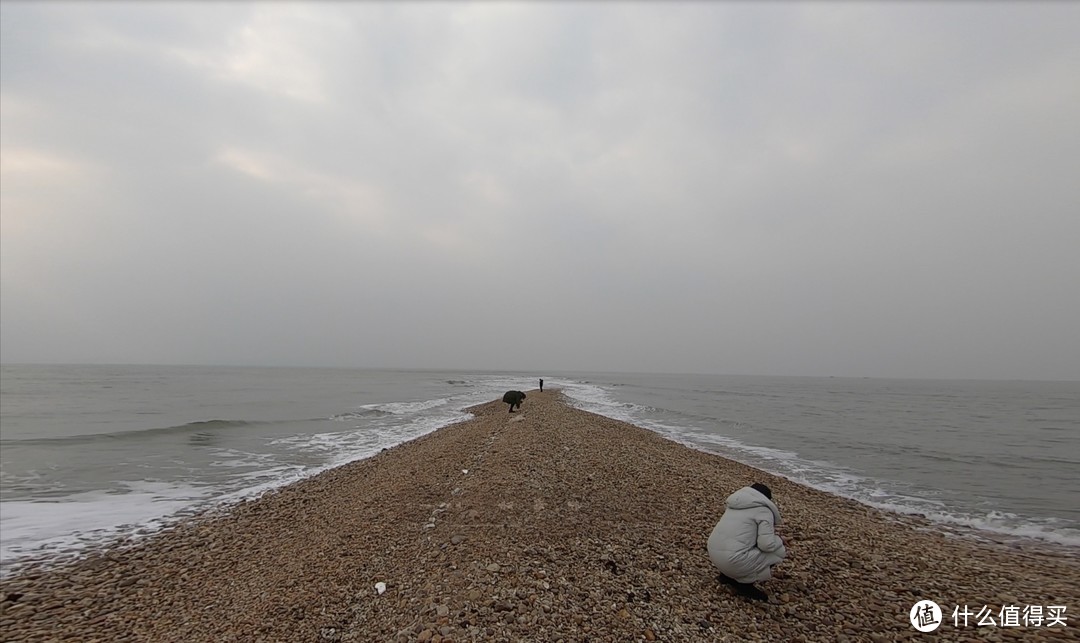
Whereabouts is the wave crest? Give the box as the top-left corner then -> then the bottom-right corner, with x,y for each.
2,419 -> 259,446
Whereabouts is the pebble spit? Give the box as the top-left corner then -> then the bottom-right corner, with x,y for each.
2,391 -> 1078,642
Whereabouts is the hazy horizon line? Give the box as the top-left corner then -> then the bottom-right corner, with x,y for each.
2,361 -> 1076,384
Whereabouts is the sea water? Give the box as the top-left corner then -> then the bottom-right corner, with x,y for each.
559,373 -> 1079,547
1,365 -> 1077,572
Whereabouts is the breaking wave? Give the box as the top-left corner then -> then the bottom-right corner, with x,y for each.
0,419 -> 277,446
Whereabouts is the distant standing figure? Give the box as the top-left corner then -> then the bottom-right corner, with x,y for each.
706,483 -> 787,601
539,378 -> 544,392
502,390 -> 526,413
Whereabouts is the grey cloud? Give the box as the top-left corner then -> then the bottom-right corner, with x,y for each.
2,2 -> 1078,378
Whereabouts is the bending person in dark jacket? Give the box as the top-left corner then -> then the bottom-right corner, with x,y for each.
706,483 -> 787,601
502,390 -> 526,413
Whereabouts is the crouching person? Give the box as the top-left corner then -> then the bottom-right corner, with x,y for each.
502,390 -> 526,413
706,483 -> 786,601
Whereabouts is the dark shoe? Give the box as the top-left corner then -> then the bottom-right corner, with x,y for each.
734,583 -> 768,601
717,573 -> 739,587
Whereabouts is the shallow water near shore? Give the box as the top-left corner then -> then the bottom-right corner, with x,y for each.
1,365 -> 1077,570
559,373 -> 1080,548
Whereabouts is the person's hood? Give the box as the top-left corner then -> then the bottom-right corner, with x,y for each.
725,486 -> 782,524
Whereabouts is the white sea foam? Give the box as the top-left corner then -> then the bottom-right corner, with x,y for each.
0,390 -> 483,570
0,483 -> 212,572
358,397 -> 453,415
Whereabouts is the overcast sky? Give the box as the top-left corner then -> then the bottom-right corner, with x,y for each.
2,2 -> 1078,380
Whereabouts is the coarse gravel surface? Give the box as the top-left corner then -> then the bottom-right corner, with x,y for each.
2,390 -> 1078,642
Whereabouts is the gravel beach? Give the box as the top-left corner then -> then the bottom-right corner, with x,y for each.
2,390 -> 1078,642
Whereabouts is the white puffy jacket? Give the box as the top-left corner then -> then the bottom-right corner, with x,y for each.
706,486 -> 787,583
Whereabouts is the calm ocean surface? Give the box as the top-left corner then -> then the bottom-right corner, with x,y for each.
1,365 -> 1077,571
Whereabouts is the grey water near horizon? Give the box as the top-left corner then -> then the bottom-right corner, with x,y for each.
1,364 -> 1077,572
565,372 -> 1079,545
